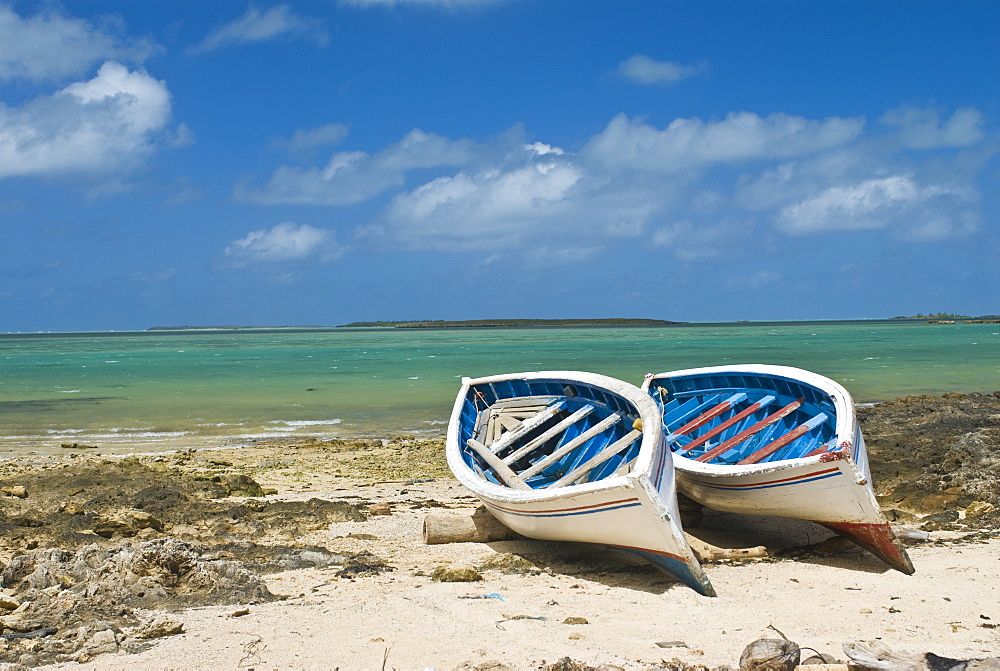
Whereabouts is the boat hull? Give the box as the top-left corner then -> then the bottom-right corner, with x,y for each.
642,365 -> 914,575
446,371 -> 715,596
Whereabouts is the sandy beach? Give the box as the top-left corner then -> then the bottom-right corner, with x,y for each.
0,392 -> 998,669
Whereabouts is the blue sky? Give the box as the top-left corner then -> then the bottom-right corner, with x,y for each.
1,0 -> 997,331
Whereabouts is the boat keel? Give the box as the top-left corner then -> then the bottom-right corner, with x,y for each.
820,520 -> 915,575
612,546 -> 717,597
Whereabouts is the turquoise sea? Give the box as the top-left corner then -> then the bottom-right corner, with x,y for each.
2,321 -> 998,457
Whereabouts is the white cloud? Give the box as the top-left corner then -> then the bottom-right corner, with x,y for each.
240,128 -> 477,205
189,5 -> 328,54
881,106 -> 985,149
0,62 -> 172,179
617,55 -> 707,85
224,222 -> 343,264
274,123 -> 350,154
777,175 -> 979,239
583,112 -> 865,172
0,3 -> 157,83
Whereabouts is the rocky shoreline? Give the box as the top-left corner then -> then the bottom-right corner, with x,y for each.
0,392 -> 998,668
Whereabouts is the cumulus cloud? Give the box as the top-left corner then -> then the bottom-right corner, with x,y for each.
0,62 -> 172,179
777,175 -> 979,240
583,112 -> 865,172
224,222 -> 343,264
0,3 -> 157,83
239,128 -> 477,205
880,106 -> 985,149
189,5 -> 328,54
617,54 -> 707,85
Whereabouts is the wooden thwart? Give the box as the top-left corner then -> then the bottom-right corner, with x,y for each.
675,394 -> 776,455
737,413 -> 828,465
670,393 -> 747,437
466,438 -> 531,490
502,404 -> 595,465
483,400 -> 566,454
693,396 -> 800,463
547,428 -> 642,488
520,413 -> 623,480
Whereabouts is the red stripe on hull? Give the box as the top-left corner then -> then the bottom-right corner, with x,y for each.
820,520 -> 915,575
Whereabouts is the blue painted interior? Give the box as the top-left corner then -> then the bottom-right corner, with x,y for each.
648,372 -> 837,464
458,378 -> 643,488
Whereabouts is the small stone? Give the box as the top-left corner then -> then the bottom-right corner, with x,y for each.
965,501 -> 996,518
431,565 -> 483,582
0,595 -> 20,611
1,486 -> 27,498
84,629 -> 119,658
568,633 -> 582,640
368,503 -> 392,515
229,609 -> 250,618
562,617 -> 589,625
920,493 -> 960,512
132,616 -> 184,639
801,653 -> 839,664
656,641 -> 689,648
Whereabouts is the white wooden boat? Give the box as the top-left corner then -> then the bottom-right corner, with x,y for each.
446,371 -> 716,596
641,364 -> 914,574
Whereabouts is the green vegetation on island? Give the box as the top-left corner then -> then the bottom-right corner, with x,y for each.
338,318 -> 685,328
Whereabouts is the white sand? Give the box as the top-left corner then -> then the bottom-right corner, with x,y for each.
45,478 -> 1000,670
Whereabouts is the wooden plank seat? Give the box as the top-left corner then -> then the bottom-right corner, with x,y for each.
466,438 -> 531,490
479,400 -> 566,455
519,413 -> 623,480
667,392 -> 748,438
675,395 -> 779,457
692,397 -> 801,463
501,404 -> 595,465
737,413 -> 829,465
544,428 -> 642,488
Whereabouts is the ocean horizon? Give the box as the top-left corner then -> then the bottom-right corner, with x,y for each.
2,319 -> 998,458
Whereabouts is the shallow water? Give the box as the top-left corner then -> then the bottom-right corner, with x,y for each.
1,321 -> 997,456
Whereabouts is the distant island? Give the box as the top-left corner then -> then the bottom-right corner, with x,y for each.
891,313 -> 1000,323
337,318 -> 685,328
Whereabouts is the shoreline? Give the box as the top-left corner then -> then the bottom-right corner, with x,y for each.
1,391 -> 998,668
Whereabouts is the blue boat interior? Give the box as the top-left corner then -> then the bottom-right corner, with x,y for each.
647,371 -> 838,465
458,378 -> 644,489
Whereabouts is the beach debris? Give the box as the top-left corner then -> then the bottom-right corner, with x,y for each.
739,628 -> 801,671
843,640 -> 1000,670
335,551 -> 394,578
495,614 -> 546,630
459,592 -> 505,602
655,641 -> 690,648
893,526 -> 931,543
562,617 -> 589,625
431,565 -> 483,582
229,608 -> 251,618
685,535 -> 768,562
423,507 -> 523,544
60,442 -> 98,449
